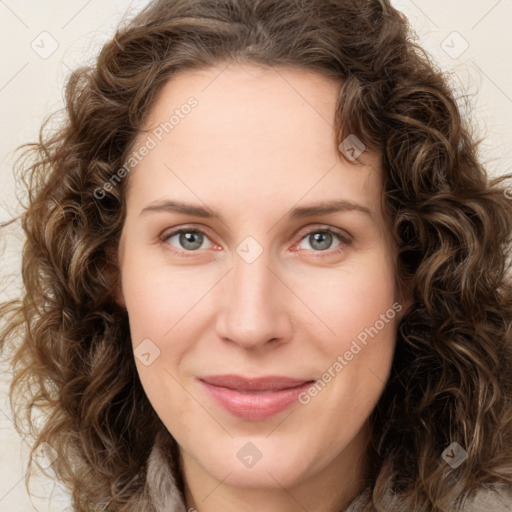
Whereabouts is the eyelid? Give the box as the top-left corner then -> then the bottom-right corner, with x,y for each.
159,224 -> 218,252
294,224 -> 352,244
159,223 -> 352,255
290,224 -> 352,255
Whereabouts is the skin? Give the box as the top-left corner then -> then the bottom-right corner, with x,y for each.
117,63 -> 410,512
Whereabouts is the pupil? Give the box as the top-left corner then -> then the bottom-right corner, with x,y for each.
311,232 -> 332,251
181,231 -> 202,250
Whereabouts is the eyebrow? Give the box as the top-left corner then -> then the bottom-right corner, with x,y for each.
139,198 -> 373,221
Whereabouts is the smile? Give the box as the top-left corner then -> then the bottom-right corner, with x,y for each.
199,375 -> 315,420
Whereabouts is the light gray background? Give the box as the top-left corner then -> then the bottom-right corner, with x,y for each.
1,1 -> 511,510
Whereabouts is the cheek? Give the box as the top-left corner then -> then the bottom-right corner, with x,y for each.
122,266 -> 202,422
121,258 -> 217,411
290,256 -> 398,348
120,247 -> 210,343
326,273 -> 399,414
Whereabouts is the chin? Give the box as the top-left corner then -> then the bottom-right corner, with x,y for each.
186,437 -> 316,488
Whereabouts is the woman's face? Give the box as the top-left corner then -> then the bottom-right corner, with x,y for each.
118,63 -> 406,497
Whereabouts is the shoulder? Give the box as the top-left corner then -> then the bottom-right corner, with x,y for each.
344,483 -> 512,511
462,484 -> 512,511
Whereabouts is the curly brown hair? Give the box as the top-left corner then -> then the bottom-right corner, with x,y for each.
2,0 -> 512,510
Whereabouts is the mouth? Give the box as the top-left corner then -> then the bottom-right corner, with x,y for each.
198,374 -> 315,420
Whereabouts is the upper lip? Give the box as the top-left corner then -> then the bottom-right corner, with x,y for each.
199,374 -> 314,392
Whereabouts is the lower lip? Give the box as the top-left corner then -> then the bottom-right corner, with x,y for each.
200,380 -> 313,420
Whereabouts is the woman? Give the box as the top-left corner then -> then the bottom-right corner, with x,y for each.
1,0 -> 512,510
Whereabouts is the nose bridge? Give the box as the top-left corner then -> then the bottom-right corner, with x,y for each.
215,240 -> 289,348
233,248 -> 273,308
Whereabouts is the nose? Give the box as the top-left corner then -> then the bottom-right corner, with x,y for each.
215,246 -> 292,351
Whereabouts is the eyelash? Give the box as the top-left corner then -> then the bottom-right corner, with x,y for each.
159,225 -> 352,258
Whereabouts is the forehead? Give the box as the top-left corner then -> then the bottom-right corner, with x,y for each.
127,63 -> 383,224
142,63 -> 344,160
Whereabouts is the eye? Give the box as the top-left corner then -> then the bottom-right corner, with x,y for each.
293,227 -> 351,255
160,225 -> 351,257
162,228 -> 216,253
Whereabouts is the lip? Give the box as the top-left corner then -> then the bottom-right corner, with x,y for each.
199,374 -> 315,420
